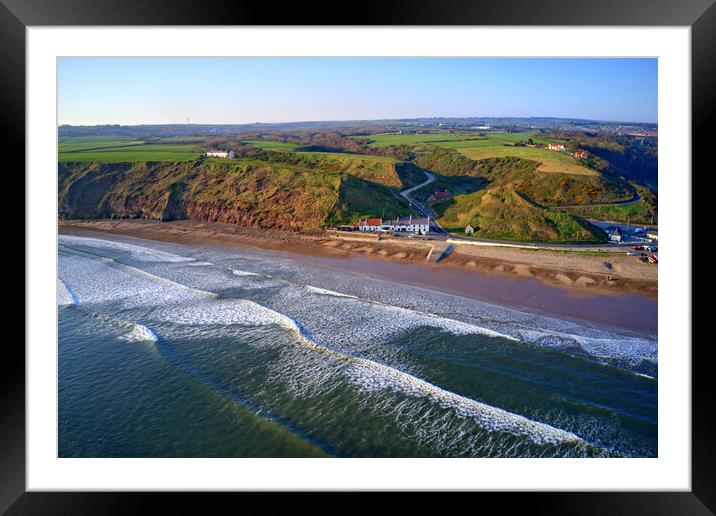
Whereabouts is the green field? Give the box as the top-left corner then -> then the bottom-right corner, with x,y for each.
357,131 -> 593,175
242,140 -> 302,151
359,132 -> 484,147
360,131 -> 561,148
431,132 -> 594,176
59,136 -> 203,162
58,136 -> 144,153
58,150 -> 202,163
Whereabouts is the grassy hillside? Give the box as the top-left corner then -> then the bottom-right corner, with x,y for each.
291,152 -> 401,188
412,146 -> 633,206
56,132 -> 652,244
328,175 -> 416,226
438,186 -> 604,243
58,160 -> 412,230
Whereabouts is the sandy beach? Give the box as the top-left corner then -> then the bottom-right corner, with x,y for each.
59,219 -> 657,295
59,220 -> 657,334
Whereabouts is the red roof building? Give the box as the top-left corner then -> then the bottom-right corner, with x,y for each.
432,190 -> 452,201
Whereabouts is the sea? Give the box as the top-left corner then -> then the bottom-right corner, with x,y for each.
58,233 -> 658,458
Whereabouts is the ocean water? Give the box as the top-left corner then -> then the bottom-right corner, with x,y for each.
58,233 -> 658,458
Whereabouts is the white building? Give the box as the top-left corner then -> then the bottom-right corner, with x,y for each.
607,227 -> 622,243
356,215 -> 430,235
547,143 -> 567,152
646,229 -> 658,241
205,150 -> 236,158
465,224 -> 475,235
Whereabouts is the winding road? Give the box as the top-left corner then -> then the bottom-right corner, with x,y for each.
399,169 -> 435,202
399,169 -> 449,234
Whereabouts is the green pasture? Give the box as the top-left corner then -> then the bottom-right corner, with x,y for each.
358,132 -> 482,147
58,136 -> 144,153
358,130 -> 563,148
242,140 -> 302,151
58,149 -> 201,163
58,136 -> 203,162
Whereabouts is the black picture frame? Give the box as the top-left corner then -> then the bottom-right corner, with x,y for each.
3,0 -> 713,512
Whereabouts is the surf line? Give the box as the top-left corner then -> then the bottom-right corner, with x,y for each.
58,245 -> 598,448
63,242 -> 518,342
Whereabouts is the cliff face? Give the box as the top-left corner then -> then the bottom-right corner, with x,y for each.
58,160 -> 411,230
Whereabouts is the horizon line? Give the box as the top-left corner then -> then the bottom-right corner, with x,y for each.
58,115 -> 659,127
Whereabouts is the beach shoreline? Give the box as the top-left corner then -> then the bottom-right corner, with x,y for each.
58,220 -> 658,334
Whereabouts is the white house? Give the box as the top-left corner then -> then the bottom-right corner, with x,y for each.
205,150 -> 235,158
607,227 -> 622,243
646,229 -> 658,241
355,215 -> 430,235
465,224 -> 475,235
547,143 -> 567,152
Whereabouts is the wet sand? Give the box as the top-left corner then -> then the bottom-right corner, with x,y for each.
294,252 -> 657,335
59,220 -> 657,335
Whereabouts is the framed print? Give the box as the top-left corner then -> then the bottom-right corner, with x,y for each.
4,0 -> 714,512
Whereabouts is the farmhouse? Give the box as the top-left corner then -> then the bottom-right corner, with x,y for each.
204,150 -> 236,158
547,143 -> 567,152
355,215 -> 430,235
574,150 -> 589,159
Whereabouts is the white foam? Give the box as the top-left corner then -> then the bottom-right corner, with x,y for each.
59,234 -> 195,263
239,304 -> 584,446
57,278 -> 77,306
152,298 -> 286,327
119,323 -> 159,343
305,285 -> 358,299
230,268 -> 259,277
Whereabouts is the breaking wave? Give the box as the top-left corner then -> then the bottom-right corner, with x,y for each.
119,323 -> 159,343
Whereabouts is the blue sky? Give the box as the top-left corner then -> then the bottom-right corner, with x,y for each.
58,57 -> 657,125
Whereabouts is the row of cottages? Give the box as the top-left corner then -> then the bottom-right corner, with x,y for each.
354,215 -> 431,235
204,150 -> 236,158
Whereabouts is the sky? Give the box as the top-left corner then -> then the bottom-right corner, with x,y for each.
58,57 -> 658,125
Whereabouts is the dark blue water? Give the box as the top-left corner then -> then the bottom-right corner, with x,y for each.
58,233 -> 657,457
